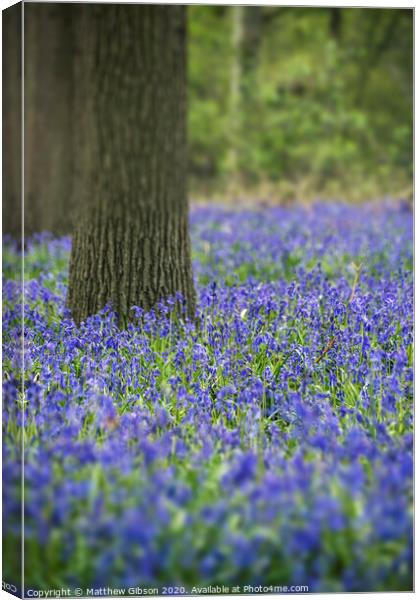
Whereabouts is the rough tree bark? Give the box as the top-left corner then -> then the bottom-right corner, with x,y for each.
67,4 -> 196,325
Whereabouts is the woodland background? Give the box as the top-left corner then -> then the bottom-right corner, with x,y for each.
188,6 -> 413,202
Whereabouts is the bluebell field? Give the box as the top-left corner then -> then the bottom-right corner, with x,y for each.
2,201 -> 413,592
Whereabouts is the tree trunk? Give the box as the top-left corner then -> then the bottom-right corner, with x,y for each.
329,8 -> 342,41
66,5 -> 196,325
227,6 -> 262,188
227,6 -> 243,183
2,2 -> 22,240
23,3 -> 76,236
3,3 -> 76,238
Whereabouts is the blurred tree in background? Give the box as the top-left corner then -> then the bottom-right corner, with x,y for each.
188,6 -> 413,201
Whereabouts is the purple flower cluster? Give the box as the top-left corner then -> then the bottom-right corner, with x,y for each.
2,201 -> 413,592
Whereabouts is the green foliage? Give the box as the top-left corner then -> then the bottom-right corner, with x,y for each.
188,7 -> 413,200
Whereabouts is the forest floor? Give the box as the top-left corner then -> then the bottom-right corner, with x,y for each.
2,200 -> 413,593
